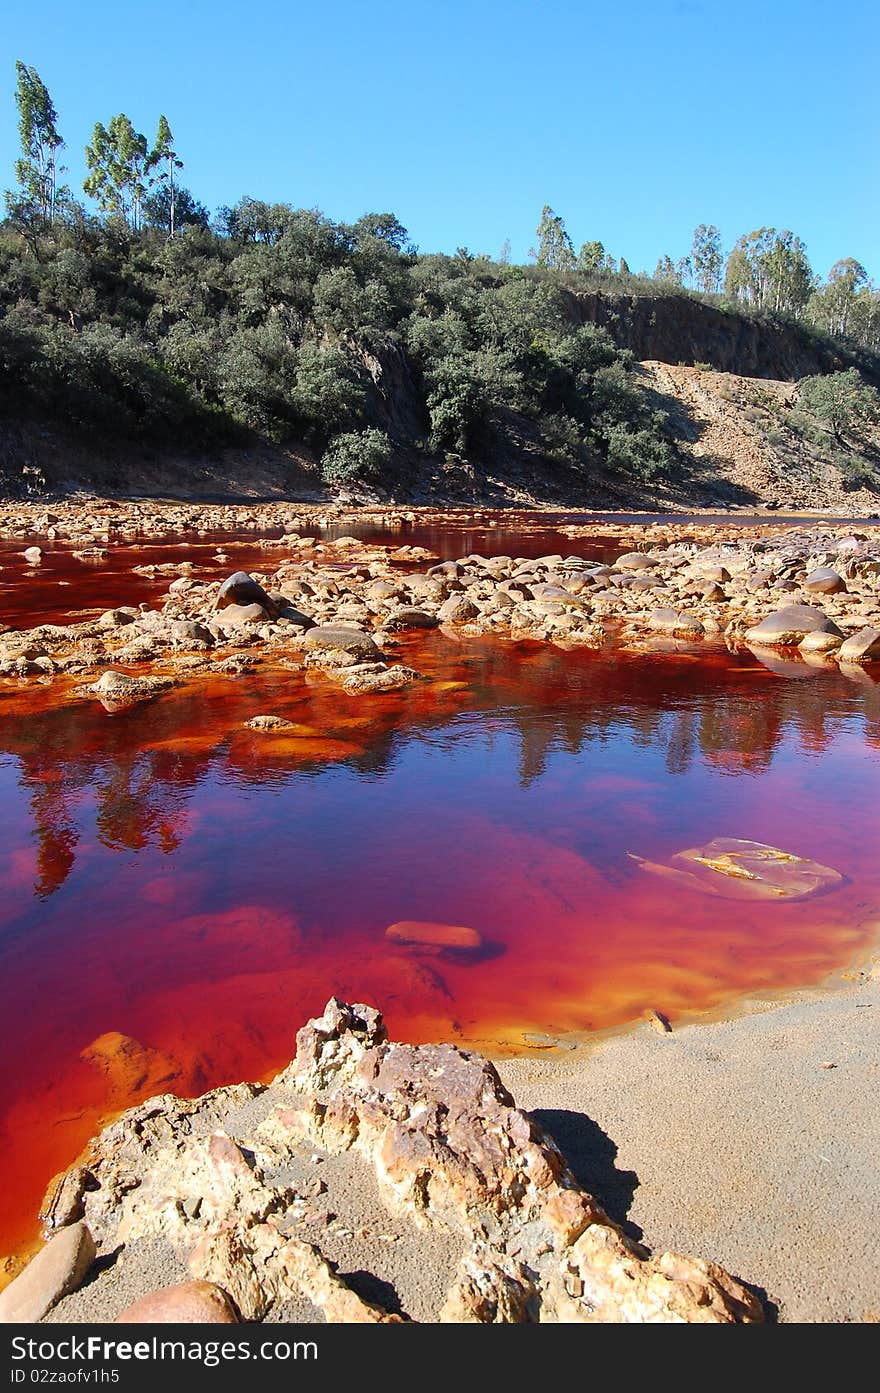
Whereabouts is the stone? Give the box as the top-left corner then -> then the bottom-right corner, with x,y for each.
341,665 -> 422,695
837,627 -> 880,664
86,671 -> 173,706
630,838 -> 842,902
303,625 -> 383,662
804,567 -> 847,595
80,1031 -> 180,1096
437,594 -> 480,624
798,630 -> 842,654
117,1280 -> 239,1324
243,715 -> 297,731
385,920 -> 482,950
382,607 -> 440,632
214,602 -> 270,627
216,571 -> 277,616
615,552 -> 656,571
744,605 -> 842,647
0,1223 -> 95,1323
23,546 -> 42,564
648,608 -> 704,637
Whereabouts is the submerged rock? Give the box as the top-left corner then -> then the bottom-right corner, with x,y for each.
385,920 -> 483,950
629,837 -> 842,901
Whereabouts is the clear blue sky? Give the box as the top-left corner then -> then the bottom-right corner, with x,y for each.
3,0 -> 878,280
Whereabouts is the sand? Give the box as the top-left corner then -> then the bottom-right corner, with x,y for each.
502,977 -> 880,1323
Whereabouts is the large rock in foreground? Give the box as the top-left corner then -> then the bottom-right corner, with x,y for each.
43,1000 -> 762,1324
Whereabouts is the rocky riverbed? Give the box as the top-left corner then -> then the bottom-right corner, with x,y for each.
0,503 -> 879,700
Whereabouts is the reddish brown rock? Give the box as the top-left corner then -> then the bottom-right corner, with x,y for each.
385,920 -> 482,950
117,1280 -> 239,1323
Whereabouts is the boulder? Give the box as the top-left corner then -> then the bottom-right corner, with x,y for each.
382,607 -> 440,632
744,605 -> 842,647
804,567 -> 847,595
342,665 -> 422,695
303,625 -> 383,662
23,546 -> 42,564
216,572 -> 277,617
214,602 -> 270,627
437,594 -> 480,624
837,626 -> 880,663
0,1222 -> 95,1323
117,1280 -> 238,1324
615,552 -> 656,571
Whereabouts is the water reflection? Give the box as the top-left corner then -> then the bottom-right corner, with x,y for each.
0,634 -> 879,1256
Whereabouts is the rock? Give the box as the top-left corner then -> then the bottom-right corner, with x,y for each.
615,552 -> 656,571
630,838 -> 842,902
169,618 -> 215,646
648,608 -> 704,637
23,546 -> 42,564
342,665 -> 422,695
0,1222 -> 95,1323
837,627 -> 880,663
86,671 -> 174,706
37,1000 -> 763,1324
40,1167 -> 94,1235
117,1280 -> 239,1324
645,1009 -> 672,1034
798,630 -> 841,654
382,607 -> 440,632
804,567 -> 847,595
437,594 -> 480,624
80,1031 -> 180,1096
97,608 -> 136,629
744,605 -> 842,647
216,571 -> 277,616
243,715 -> 297,731
303,625 -> 383,663
385,920 -> 482,950
214,602 -> 270,627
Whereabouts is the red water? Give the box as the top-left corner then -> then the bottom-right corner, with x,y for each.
1,529 -> 880,1258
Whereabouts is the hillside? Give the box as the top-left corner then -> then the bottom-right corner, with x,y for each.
0,214 -> 878,509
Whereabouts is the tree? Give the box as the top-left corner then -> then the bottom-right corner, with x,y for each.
10,61 -> 66,223
691,224 -> 722,294
654,254 -> 682,287
808,258 -> 868,340
143,183 -> 209,234
532,206 -> 575,270
577,240 -> 605,273
150,115 -> 183,238
724,228 -> 812,316
498,237 -> 512,265
619,257 -> 631,277
796,369 -> 880,448
83,115 -> 154,230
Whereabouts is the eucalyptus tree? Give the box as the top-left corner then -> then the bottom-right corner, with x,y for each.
532,206 -> 575,270
691,224 -> 722,294
151,116 -> 183,238
10,61 -> 66,223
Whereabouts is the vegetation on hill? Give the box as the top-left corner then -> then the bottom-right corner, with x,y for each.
1,63 -> 878,498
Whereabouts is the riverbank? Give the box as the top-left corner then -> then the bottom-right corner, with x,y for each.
8,969 -> 876,1324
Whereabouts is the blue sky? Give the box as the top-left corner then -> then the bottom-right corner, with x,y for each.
2,0 -> 877,279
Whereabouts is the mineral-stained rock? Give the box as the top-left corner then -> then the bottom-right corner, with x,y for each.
385,920 -> 482,950
837,626 -> 880,664
381,607 -> 440,632
0,1222 -> 95,1323
744,604 -> 842,647
629,837 -> 842,901
342,664 -> 422,695
615,552 -> 656,571
117,1280 -> 239,1324
303,625 -> 383,663
57,999 -> 762,1324
80,1032 -> 181,1097
243,715 -> 297,731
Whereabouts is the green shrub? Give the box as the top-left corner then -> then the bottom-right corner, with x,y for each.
321,428 -> 393,487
